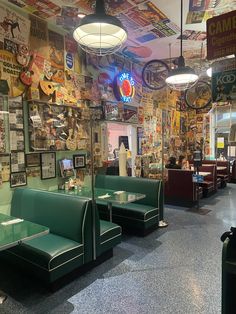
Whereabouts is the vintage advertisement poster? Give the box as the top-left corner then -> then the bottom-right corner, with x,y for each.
0,50 -> 25,97
29,15 -> 48,58
0,155 -> 10,183
0,3 -> 30,45
123,105 -> 138,124
48,30 -> 64,84
138,106 -> 144,125
171,110 -> 180,136
207,10 -> 236,60
103,102 -> 121,121
8,0 -> 61,19
178,30 -> 207,41
57,6 -> 80,30
0,96 -> 8,153
212,69 -> 236,102
9,97 -> 23,129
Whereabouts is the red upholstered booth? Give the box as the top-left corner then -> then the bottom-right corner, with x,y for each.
164,169 -> 203,207
231,160 -> 236,183
202,160 -> 230,188
197,165 -> 219,197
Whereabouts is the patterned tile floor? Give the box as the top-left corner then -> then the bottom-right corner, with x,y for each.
1,184 -> 236,314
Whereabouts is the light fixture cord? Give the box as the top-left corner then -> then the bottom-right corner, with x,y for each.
96,0 -> 106,14
180,0 -> 183,57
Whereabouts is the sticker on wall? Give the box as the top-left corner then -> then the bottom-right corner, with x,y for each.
65,52 -> 74,71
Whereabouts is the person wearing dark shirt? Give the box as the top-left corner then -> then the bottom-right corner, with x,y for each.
165,156 -> 181,169
178,155 -> 189,169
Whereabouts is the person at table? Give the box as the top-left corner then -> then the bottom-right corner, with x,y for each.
178,155 -> 189,169
165,156 -> 181,169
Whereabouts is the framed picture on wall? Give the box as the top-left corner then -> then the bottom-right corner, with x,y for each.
25,153 -> 40,167
10,152 -> 26,173
10,171 -> 27,188
73,154 -> 86,169
40,152 -> 56,180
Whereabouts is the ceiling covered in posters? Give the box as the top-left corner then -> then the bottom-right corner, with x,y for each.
3,0 -> 236,63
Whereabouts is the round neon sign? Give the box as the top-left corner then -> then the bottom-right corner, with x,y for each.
114,72 -> 135,103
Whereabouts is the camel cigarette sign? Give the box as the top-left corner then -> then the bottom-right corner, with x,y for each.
207,10 -> 236,60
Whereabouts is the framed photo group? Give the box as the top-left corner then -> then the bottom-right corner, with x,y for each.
9,151 -> 57,187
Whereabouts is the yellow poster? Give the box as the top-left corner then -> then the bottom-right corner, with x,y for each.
0,50 -> 25,97
217,137 -> 224,149
171,110 -> 180,136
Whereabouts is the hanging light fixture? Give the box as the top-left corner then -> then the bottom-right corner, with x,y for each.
73,0 -> 127,56
165,0 -> 198,91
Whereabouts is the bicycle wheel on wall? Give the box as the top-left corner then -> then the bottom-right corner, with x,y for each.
184,80 -> 212,110
142,59 -> 169,90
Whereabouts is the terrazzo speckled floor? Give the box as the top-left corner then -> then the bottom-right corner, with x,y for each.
1,184 -> 236,314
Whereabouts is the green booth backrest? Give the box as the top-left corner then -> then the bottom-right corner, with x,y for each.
11,188 -> 92,244
95,175 -> 163,209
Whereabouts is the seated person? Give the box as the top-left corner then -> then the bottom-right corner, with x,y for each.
165,156 -> 181,169
178,155 -> 189,169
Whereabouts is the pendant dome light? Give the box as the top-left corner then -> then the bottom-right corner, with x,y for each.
73,0 -> 127,56
165,0 -> 198,91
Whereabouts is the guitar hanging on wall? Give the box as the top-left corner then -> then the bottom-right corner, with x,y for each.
39,80 -> 56,98
20,52 -> 36,86
66,109 -> 78,151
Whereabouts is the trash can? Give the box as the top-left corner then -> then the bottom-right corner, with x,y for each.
221,227 -> 236,314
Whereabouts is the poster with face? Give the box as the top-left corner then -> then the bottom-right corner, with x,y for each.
0,3 -> 30,45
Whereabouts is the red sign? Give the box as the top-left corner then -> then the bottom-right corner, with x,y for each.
207,10 -> 236,60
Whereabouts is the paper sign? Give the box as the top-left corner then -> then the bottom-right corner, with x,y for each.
217,137 -> 224,148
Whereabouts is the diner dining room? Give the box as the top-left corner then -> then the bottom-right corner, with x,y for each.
0,0 -> 236,313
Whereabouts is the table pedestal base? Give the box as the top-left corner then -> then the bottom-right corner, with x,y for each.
108,202 -> 112,222
159,220 -> 168,228
0,292 -> 7,304
187,207 -> 211,215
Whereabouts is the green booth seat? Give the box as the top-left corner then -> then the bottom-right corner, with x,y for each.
0,188 -> 121,286
99,220 -> 122,256
95,175 -> 163,236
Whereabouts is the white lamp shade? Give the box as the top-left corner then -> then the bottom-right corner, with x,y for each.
166,73 -> 199,85
73,22 -> 127,50
165,63 -> 199,91
73,8 -> 127,56
206,67 -> 212,77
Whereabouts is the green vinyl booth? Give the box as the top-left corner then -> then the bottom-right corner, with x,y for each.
0,188 -> 121,286
95,175 -> 163,236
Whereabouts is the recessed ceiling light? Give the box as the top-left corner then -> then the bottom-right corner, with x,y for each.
77,12 -> 86,18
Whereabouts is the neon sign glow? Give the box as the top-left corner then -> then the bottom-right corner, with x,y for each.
114,72 -> 135,103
